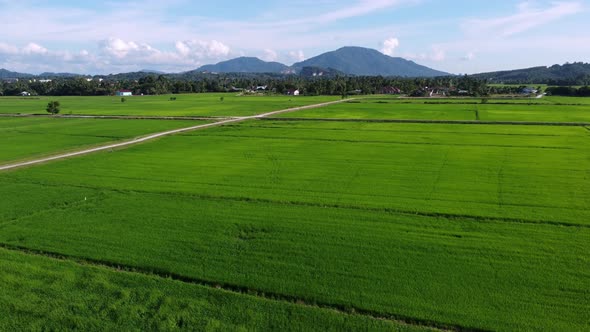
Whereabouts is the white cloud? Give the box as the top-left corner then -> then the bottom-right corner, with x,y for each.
0,41 -> 101,73
0,0 -> 424,72
175,41 -> 191,57
22,43 -> 48,55
288,50 -> 306,62
175,40 -> 231,59
381,37 -> 400,56
99,38 -> 157,59
404,45 -> 445,62
0,38 -> 224,74
60,49 -> 95,64
463,1 -> 583,37
0,42 -> 19,55
93,38 -> 232,72
436,1 -> 585,73
315,0 -> 410,23
0,0 -> 585,74
262,49 -> 278,62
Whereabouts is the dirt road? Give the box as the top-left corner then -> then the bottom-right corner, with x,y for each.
0,99 -> 348,172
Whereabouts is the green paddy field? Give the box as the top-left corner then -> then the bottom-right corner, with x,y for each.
0,94 -> 338,117
279,97 -> 590,122
0,117 -> 209,163
0,94 -> 588,331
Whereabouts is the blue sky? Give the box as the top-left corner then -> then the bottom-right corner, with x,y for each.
0,0 -> 588,74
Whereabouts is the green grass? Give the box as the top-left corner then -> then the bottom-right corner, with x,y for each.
0,94 -> 338,117
366,95 -> 590,104
282,100 -> 477,119
4,121 -> 589,224
0,248 -> 418,331
0,120 -> 588,331
478,103 -> 590,122
278,98 -> 590,122
488,83 -> 587,91
0,117 -> 209,163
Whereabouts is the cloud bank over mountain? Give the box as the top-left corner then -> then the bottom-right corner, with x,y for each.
0,1 -> 586,74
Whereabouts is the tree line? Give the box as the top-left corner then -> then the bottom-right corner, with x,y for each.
472,62 -> 590,86
0,73 -> 560,98
545,86 -> 590,97
0,73 -> 498,97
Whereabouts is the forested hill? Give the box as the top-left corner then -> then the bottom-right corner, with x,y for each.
293,47 -> 449,77
0,68 -> 33,79
472,62 -> 590,85
194,57 -> 289,74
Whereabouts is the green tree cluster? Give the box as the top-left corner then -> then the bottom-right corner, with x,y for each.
46,101 -> 60,114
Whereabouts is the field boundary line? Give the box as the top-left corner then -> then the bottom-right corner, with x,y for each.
0,113 -> 234,121
6,175 -> 585,229
0,243 -> 487,332
173,132 -> 574,151
132,191 -> 590,229
262,117 -> 590,126
0,99 -> 348,172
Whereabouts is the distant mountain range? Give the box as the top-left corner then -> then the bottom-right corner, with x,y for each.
471,62 -> 590,84
139,69 -> 166,74
2,46 -> 590,83
0,68 -> 33,79
194,57 -> 290,74
292,47 -> 448,77
17,46 -> 443,78
39,72 -> 84,78
191,47 -> 448,77
0,69 -> 83,79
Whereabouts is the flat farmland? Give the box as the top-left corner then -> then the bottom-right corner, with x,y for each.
387,96 -> 590,105
0,117 -> 208,163
0,248 -> 417,331
1,119 -> 588,331
0,94 -> 338,117
282,98 -> 590,122
4,121 -> 589,224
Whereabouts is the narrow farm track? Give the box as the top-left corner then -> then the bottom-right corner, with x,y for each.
0,99 -> 349,172
0,243 -> 483,332
263,117 -> 590,126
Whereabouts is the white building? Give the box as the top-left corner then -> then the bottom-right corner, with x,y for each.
116,90 -> 133,97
